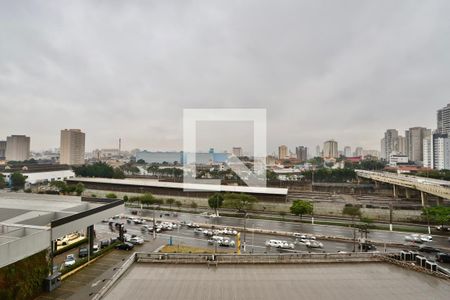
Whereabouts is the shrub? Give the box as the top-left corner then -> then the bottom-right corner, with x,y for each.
105,193 -> 117,199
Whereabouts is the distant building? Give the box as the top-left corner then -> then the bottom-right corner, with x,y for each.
136,151 -> 182,165
5,135 -> 30,161
0,141 -> 6,160
382,129 -> 398,159
315,145 -> 321,157
423,133 -> 450,170
94,149 -> 120,160
381,129 -> 407,159
437,104 -> 450,135
389,154 -> 409,166
405,127 -> 431,164
343,146 -> 351,157
278,145 -> 288,160
295,146 -> 308,162
354,147 -> 363,157
232,147 -> 243,157
362,150 -> 380,159
136,151 -> 230,165
380,138 -> 386,160
60,129 -> 85,165
397,136 -> 407,155
323,140 -> 338,158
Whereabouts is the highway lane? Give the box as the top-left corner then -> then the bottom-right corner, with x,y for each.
94,221 -> 396,255
127,208 -> 450,249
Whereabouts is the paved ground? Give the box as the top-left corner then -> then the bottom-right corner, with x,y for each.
35,238 -> 165,300
104,263 -> 450,300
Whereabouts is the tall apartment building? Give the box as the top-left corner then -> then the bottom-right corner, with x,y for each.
381,129 -> 407,159
343,146 -> 351,157
278,145 -> 288,160
0,140 -> 6,160
405,127 -> 431,164
423,133 -> 450,170
397,136 -> 407,155
60,129 -> 85,165
232,147 -> 243,157
315,145 -> 321,157
437,104 -> 450,135
380,138 -> 386,160
382,129 -> 398,159
354,147 -> 363,157
5,135 -> 30,161
295,146 -> 308,162
323,140 -> 338,158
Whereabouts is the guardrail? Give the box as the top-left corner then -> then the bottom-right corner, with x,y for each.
135,252 -> 390,264
92,252 -> 137,300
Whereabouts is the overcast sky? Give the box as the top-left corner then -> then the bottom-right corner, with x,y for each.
1,1 -> 450,154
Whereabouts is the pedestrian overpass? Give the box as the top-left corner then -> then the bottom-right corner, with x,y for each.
355,169 -> 450,206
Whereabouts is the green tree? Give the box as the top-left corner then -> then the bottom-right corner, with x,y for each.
190,201 -> 197,210
166,198 -> 175,209
175,200 -> 183,208
290,200 -> 313,220
75,182 -> 84,196
223,193 -> 258,212
0,173 -> 6,189
105,193 -> 117,199
342,205 -> 361,222
10,172 -> 26,191
140,193 -> 156,207
422,206 -> 450,227
208,193 -> 224,216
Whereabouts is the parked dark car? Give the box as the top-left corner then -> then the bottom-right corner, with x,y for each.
436,253 -> 450,263
100,240 -> 110,249
115,242 -> 134,251
419,245 -> 439,253
78,247 -> 88,258
359,243 -> 376,252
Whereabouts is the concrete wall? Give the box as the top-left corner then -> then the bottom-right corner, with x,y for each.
0,228 -> 50,269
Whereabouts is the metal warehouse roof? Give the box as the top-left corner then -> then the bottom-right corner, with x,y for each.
67,177 -> 288,195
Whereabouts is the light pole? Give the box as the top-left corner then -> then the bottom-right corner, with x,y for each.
243,212 -> 248,252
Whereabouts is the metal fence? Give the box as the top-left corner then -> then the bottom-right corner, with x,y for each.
135,252 -> 390,264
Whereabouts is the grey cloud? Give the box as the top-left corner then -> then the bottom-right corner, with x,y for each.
0,0 -> 450,153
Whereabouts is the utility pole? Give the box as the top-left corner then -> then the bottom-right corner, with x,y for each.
243,212 -> 248,252
153,206 -> 157,239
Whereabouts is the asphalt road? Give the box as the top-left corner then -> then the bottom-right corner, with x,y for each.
129,208 -> 450,249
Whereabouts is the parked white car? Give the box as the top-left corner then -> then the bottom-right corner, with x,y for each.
420,235 -> 433,242
404,234 -> 425,243
219,237 -> 235,247
305,240 -> 323,248
64,254 -> 76,267
279,241 -> 295,249
222,228 -> 238,236
265,240 -> 283,247
130,236 -> 145,245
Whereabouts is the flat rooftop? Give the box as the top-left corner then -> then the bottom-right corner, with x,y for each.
68,177 -> 288,195
0,191 -> 123,268
104,263 -> 450,300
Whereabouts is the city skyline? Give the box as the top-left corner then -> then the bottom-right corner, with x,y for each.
1,1 -> 450,152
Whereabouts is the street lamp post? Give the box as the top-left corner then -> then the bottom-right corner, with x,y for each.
243,212 -> 248,252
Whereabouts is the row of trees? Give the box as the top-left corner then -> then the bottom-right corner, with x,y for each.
208,193 -> 258,215
50,181 -> 85,196
416,169 -> 450,181
422,206 -> 450,227
0,172 -> 27,191
73,162 -> 125,179
207,193 -> 258,215
302,168 -> 356,183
